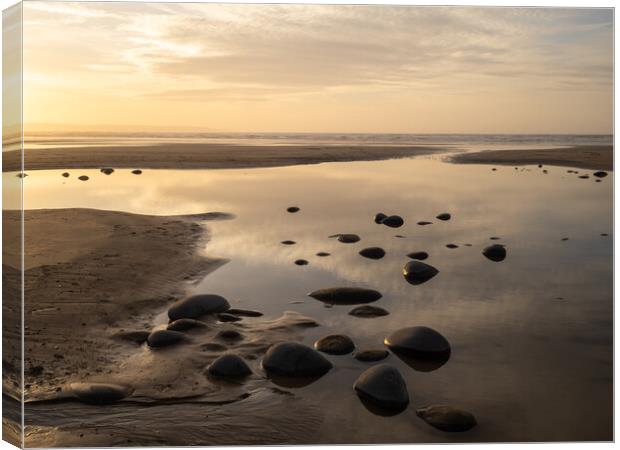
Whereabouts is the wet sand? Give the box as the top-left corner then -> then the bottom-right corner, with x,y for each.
3,144 -> 442,172
450,145 -> 613,171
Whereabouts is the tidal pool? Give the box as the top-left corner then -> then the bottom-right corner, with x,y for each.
15,154 -> 612,443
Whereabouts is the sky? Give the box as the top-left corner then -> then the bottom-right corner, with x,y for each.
17,2 -> 614,134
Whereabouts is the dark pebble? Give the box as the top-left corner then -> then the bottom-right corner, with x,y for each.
578,175 -> 589,179
70,382 -> 133,405
295,259 -> 309,266
78,175 -> 89,181
436,213 -> 451,221
407,251 -> 429,261
374,213 -> 387,224
216,329 -> 243,340
445,244 -> 458,249
349,305 -> 389,318
100,168 -> 114,175
167,319 -> 208,331
593,171 -> 608,178
61,172 -> 70,178
416,405 -> 477,432
359,247 -> 386,259
281,240 -> 296,245
417,221 -> 432,226
227,308 -> 263,317
482,244 -> 506,262
262,342 -> 332,377
329,234 -> 360,243
316,252 -> 331,257
381,215 -> 404,228
353,364 -> 409,411
218,313 -> 242,322
168,294 -> 230,321
206,354 -> 252,379
287,206 -> 300,213
309,287 -> 382,305
403,261 -> 439,285
131,169 -> 142,175
385,326 -> 451,357
314,334 -> 355,355
354,349 -> 389,362
147,329 -> 187,347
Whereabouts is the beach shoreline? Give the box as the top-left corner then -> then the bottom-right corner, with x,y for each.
450,145 -> 613,171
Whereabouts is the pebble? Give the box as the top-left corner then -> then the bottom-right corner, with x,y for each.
384,326 -> 451,357
354,350 -> 389,362
206,354 -> 252,379
482,244 -> 507,262
287,206 -> 300,213
380,215 -> 404,228
168,294 -> 230,321
359,247 -> 386,259
403,261 -> 439,285
349,305 -> 389,318
131,169 -> 142,175
436,213 -> 451,221
353,364 -> 409,411
167,319 -> 208,331
78,175 -> 89,181
314,334 -> 355,355
70,382 -> 133,405
416,405 -> 477,432
147,329 -> 187,348
308,287 -> 382,305
262,342 -> 333,377
407,251 -> 429,261
295,259 -> 309,266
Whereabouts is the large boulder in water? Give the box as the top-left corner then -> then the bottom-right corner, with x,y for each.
308,287 -> 382,305
70,382 -> 133,404
359,247 -> 386,259
381,215 -> 404,228
384,326 -> 450,357
353,364 -> 409,411
168,294 -> 230,321
349,305 -> 389,318
416,405 -> 477,432
207,354 -> 252,379
314,334 -> 355,355
147,329 -> 187,348
403,261 -> 439,285
262,342 -> 332,377
482,244 -> 506,262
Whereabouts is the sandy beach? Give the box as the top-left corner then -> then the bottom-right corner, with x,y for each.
3,144 -> 442,172
450,145 -> 613,171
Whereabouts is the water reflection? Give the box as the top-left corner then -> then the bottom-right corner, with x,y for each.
16,156 -> 613,441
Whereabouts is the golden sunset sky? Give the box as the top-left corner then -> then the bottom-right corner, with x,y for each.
15,2 -> 614,133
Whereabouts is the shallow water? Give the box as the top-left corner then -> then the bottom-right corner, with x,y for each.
15,154 -> 613,443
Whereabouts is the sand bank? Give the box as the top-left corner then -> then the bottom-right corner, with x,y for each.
450,145 -> 613,171
3,144 -> 442,172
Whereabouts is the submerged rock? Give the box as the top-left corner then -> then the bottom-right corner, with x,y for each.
374,213 -> 388,224
593,171 -> 608,178
354,349 -> 389,362
227,308 -> 263,317
216,329 -> 243,340
407,251 -> 429,261
353,364 -> 409,411
309,287 -> 382,305
403,261 -> 439,285
168,294 -> 230,321
294,259 -> 309,266
218,313 -> 242,322
330,234 -> 361,243
314,334 -> 355,355
131,169 -> 142,175
70,382 -> 133,405
349,305 -> 389,318
381,215 -> 404,228
78,175 -> 89,181
206,354 -> 252,379
167,318 -> 208,332
100,167 -> 114,175
359,247 -> 386,259
482,244 -> 507,262
416,405 -> 477,432
281,240 -> 296,245
287,206 -> 300,213
61,172 -> 70,178
147,329 -> 187,348
384,326 -> 451,357
436,213 -> 451,221
262,342 -> 332,377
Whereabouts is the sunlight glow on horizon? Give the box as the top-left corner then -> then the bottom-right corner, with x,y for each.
19,3 -> 613,134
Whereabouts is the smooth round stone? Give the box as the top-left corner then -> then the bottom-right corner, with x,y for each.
100,167 -> 114,175
167,294 -> 230,321
359,247 -> 386,259
227,308 -> 263,317
167,318 -> 207,331
353,364 -> 409,411
354,349 -> 389,362
287,206 -> 300,213
416,405 -> 477,432
308,287 -> 382,305
417,221 -> 432,226
349,305 -> 389,318
131,169 -> 142,175
436,213 -> 451,221
262,342 -> 333,377
295,259 -> 309,266
403,261 -> 439,285
445,244 -> 458,249
147,329 -> 187,348
61,172 -> 70,178
407,251 -> 429,261
384,326 -> 450,357
316,252 -> 331,257
381,215 -> 404,228
593,171 -> 608,178
217,313 -> 242,322
314,334 -> 355,355
331,234 -> 360,243
70,382 -> 133,405
216,329 -> 243,340
78,175 -> 89,181
281,240 -> 296,245
374,213 -> 387,224
578,175 -> 589,179
206,354 -> 252,379
482,244 -> 507,262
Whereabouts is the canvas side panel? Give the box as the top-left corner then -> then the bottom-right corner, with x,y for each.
2,3 -> 24,448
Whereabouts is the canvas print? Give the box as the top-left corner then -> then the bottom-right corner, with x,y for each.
2,2 -> 613,447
